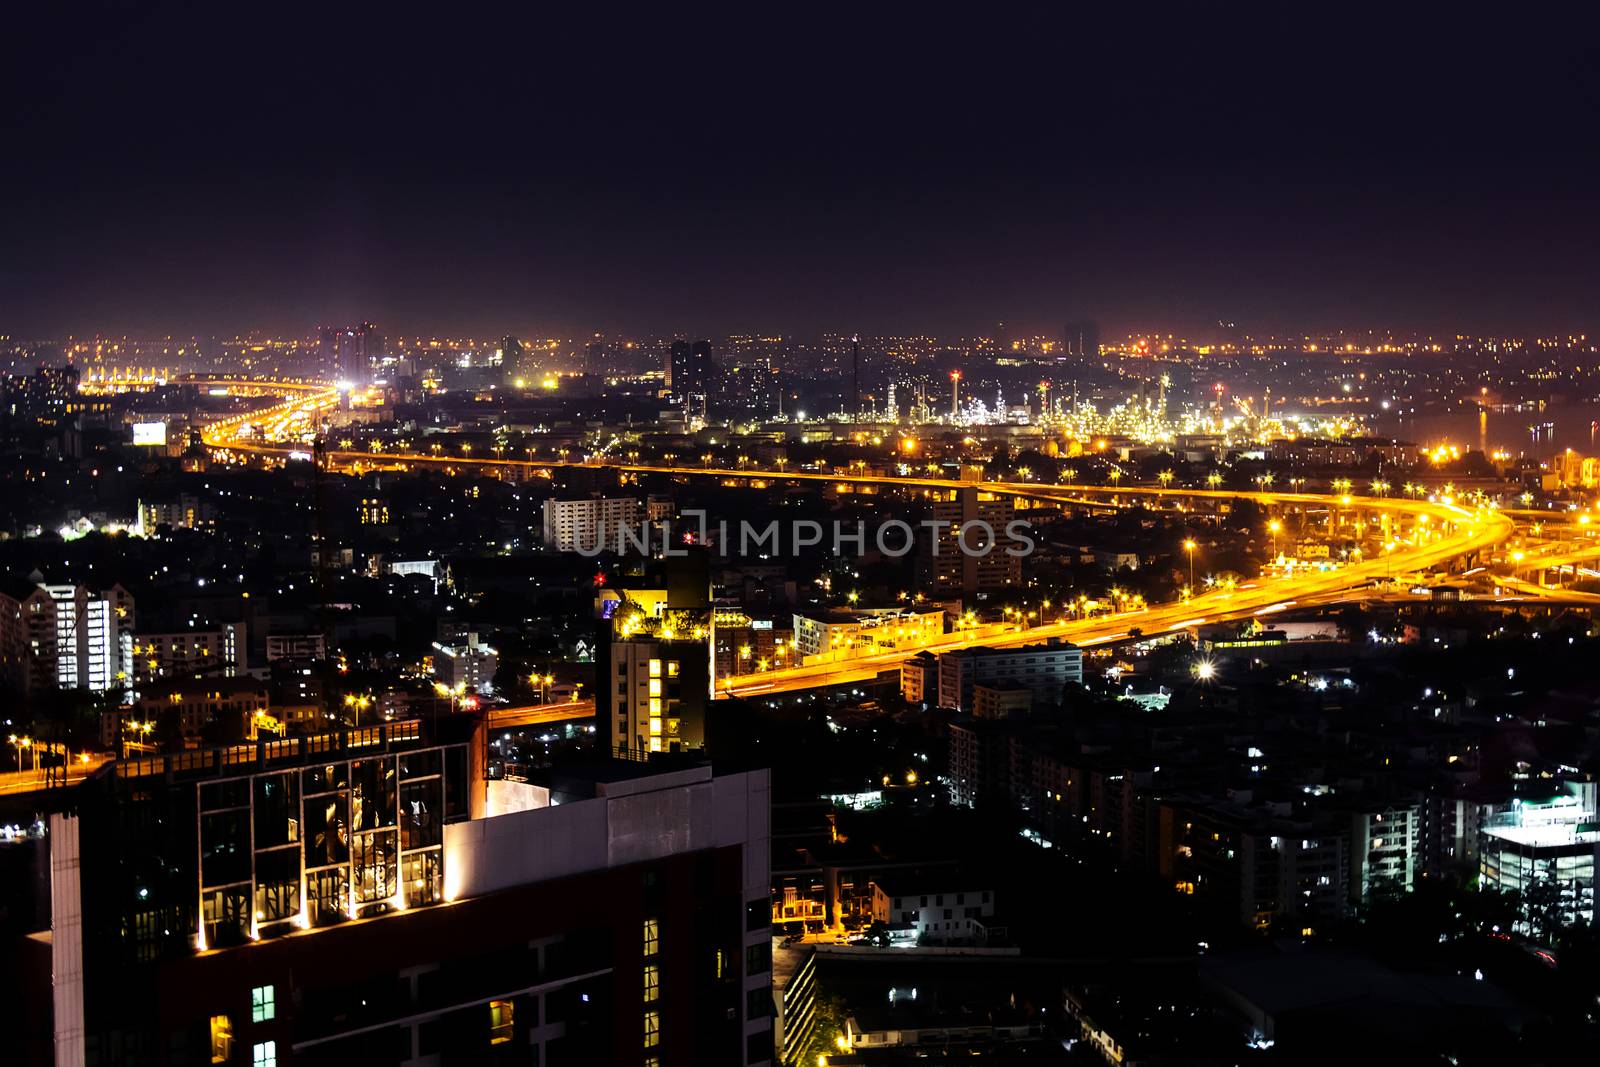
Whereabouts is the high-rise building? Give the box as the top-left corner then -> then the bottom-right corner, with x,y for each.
1063,321 -> 1100,358
1350,802 -> 1419,904
0,579 -> 135,695
32,717 -> 774,1066
668,340 -> 712,404
320,322 -> 383,385
541,496 -> 645,553
500,335 -> 527,383
916,487 -> 1023,596
596,555 -> 714,760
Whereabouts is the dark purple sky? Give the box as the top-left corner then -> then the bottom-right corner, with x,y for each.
4,8 -> 1599,340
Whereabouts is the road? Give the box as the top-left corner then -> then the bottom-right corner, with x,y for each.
485,700 -> 595,731
199,384 -> 1519,696
0,753 -> 111,797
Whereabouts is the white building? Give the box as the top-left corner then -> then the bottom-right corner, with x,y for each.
792,608 -> 946,659
1350,802 -> 1418,903
432,633 -> 498,694
0,581 -> 135,695
869,879 -> 997,943
541,496 -> 644,553
1479,783 -> 1600,933
937,641 -> 1083,712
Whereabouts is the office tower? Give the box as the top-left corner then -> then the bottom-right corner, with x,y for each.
317,325 -> 338,374
1063,321 -> 1100,358
33,716 -> 774,1066
0,579 -> 135,695
326,322 -> 382,385
542,496 -> 646,553
916,487 -> 1022,595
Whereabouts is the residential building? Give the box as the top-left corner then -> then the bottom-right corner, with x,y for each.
431,633 -> 498,695
597,556 -> 714,760
869,879 -> 997,943
132,675 -> 272,745
265,633 -> 326,664
542,496 -> 644,553
131,622 -> 247,686
1350,802 -> 1418,904
138,494 -> 216,532
937,640 -> 1082,713
899,652 -> 938,705
0,578 -> 135,695
948,720 -> 1014,809
972,681 -> 1031,719
917,487 -> 1022,595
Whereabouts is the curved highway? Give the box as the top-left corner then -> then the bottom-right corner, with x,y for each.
198,384 -> 1517,696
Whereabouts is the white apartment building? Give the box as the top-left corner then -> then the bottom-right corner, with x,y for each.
432,633 -> 499,695
541,496 -> 644,553
0,581 -> 135,695
938,641 -> 1083,712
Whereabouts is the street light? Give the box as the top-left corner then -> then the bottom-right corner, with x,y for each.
1183,538 -> 1198,587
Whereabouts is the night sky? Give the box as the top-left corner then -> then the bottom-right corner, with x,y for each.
4,8 -> 1599,340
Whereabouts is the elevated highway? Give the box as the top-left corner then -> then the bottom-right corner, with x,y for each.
198,387 -> 1519,696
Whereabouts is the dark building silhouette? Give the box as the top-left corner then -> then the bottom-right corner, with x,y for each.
668,340 -> 712,405
24,716 -> 774,1066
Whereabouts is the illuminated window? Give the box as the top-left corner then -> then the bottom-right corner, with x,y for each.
644,963 -> 660,1003
648,678 -> 662,697
645,1058 -> 661,1067
251,1042 -> 276,1067
667,662 -> 679,677
250,985 -> 275,1023
648,659 -> 662,678
643,1010 -> 661,1048
643,918 -> 659,957
649,717 -> 662,736
210,1015 -> 233,1063
489,999 -> 514,1045
649,736 -> 662,752
648,697 -> 661,715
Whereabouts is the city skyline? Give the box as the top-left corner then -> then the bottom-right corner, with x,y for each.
8,11 -> 1600,1066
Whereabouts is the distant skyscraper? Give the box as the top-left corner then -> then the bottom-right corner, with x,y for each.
1063,321 -> 1100,358
500,335 -> 526,383
851,334 -> 861,415
322,322 -> 382,384
669,339 -> 712,406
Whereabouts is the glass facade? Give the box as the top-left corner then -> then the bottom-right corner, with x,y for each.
195,741 -> 467,943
